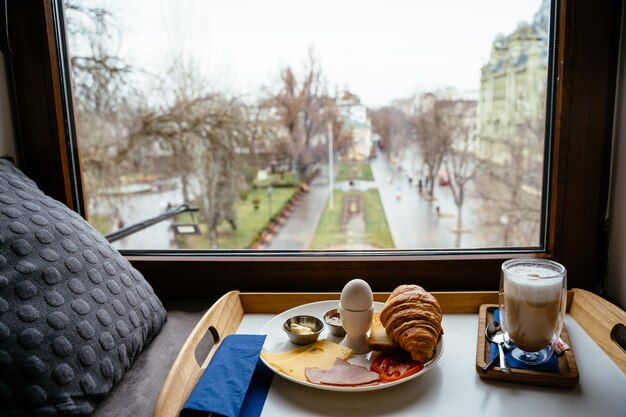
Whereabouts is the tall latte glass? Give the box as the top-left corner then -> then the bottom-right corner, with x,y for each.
499,259 -> 567,365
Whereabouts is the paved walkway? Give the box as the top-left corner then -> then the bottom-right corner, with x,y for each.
370,155 -> 484,249
265,164 -> 335,250
267,155 -> 486,250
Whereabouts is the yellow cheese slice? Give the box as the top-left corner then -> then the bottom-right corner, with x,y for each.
261,344 -> 310,364
261,339 -> 352,382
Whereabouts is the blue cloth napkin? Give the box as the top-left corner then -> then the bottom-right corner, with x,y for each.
181,334 -> 273,417
489,309 -> 559,373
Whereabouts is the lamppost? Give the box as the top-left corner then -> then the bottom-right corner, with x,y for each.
267,186 -> 273,221
500,215 -> 509,246
328,121 -> 334,210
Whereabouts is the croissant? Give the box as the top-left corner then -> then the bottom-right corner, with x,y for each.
379,285 -> 443,362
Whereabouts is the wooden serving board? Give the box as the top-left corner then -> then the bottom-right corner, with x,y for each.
154,289 -> 626,416
475,304 -> 579,387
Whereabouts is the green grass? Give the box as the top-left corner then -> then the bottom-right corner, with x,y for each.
336,162 -> 374,182
309,190 -> 344,249
362,189 -> 394,248
309,189 -> 393,249
88,214 -> 112,235
253,171 -> 300,188
179,187 -> 298,249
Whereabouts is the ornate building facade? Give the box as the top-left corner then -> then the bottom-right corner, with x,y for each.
477,0 -> 550,190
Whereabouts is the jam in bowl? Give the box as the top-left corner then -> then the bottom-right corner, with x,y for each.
323,308 -> 346,337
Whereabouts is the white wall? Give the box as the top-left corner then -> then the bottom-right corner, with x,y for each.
606,7 -> 626,309
0,55 -> 16,159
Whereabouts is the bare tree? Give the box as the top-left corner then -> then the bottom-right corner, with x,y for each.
441,101 -> 481,246
412,97 -> 454,198
65,1 -> 134,113
192,96 -> 249,248
474,89 -> 546,247
65,1 -> 147,225
473,163 -> 542,247
330,114 -> 354,159
133,73 -> 250,249
66,2 -> 253,246
369,106 -> 412,160
268,49 -> 342,179
241,102 -> 285,181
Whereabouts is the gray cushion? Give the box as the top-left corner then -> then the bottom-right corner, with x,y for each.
0,159 -> 167,416
92,300 -> 210,417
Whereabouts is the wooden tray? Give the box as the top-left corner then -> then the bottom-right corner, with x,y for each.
153,289 -> 625,416
476,304 -> 579,387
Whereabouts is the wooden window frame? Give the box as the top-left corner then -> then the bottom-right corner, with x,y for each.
3,0 -> 622,299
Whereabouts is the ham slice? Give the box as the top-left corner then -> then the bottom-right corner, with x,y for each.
305,358 -> 380,386
304,367 -> 328,384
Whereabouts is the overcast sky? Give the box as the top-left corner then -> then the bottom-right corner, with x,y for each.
89,0 -> 545,107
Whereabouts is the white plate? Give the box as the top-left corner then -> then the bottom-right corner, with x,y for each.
259,300 -> 444,392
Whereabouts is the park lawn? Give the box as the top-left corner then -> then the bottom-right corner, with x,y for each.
362,189 -> 394,248
309,190 -> 344,249
336,162 -> 375,182
253,171 -> 300,188
309,189 -> 394,249
179,187 -> 297,249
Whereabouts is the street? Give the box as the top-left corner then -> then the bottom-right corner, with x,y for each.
268,154 -> 487,250
106,155 -> 489,251
370,155 -> 485,249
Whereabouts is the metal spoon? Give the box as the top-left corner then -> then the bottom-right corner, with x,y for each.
483,320 -> 510,374
481,321 -> 501,373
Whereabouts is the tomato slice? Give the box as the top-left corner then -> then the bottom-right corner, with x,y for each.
370,352 -> 424,382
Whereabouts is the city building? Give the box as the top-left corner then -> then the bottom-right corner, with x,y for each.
337,91 -> 373,160
477,0 -> 550,184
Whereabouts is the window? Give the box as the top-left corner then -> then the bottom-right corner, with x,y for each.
4,0 -> 621,295
61,0 -> 555,253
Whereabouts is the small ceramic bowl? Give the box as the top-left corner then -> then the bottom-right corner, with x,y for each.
323,308 -> 346,337
282,315 -> 324,345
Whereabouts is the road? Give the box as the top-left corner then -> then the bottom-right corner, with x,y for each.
104,156 -> 489,251
268,155 -> 486,250
370,155 -> 484,249
265,164 -> 337,250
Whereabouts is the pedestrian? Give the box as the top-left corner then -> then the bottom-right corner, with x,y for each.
436,206 -> 440,216
418,179 -> 423,192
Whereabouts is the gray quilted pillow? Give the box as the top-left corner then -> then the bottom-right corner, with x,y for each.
0,159 -> 167,416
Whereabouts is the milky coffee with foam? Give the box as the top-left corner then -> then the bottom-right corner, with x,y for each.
501,260 -> 566,353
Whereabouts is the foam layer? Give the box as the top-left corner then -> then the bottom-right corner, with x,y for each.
503,265 -> 564,303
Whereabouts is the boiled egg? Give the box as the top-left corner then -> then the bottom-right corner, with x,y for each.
340,279 -> 373,311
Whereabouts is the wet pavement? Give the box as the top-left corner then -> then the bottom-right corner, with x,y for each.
369,156 -> 485,249
265,164 -> 337,250
268,155 -> 486,250
106,155 -> 488,251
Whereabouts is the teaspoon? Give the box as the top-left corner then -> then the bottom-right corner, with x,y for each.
484,320 -> 510,374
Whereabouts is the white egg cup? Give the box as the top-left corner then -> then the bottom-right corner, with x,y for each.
339,304 -> 374,354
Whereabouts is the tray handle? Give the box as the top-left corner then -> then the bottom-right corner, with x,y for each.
153,291 -> 245,417
610,323 -> 626,352
569,289 -> 626,373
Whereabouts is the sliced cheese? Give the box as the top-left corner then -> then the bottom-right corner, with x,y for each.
261,339 -> 352,382
261,344 -> 310,364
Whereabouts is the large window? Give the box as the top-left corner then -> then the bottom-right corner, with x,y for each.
63,0 -> 555,253
4,0 -> 620,294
